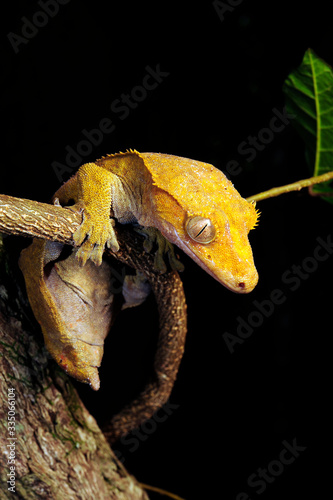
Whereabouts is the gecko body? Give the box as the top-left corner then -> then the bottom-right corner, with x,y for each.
19,150 -> 258,393
54,150 -> 259,293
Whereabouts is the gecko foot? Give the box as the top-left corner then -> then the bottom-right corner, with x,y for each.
72,209 -> 119,266
134,226 -> 184,273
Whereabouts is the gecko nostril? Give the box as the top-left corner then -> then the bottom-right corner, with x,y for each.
238,282 -> 245,289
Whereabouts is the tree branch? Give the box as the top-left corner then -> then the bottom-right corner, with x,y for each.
0,194 -> 81,243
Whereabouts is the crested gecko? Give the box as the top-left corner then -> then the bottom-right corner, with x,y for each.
19,150 -> 258,395
52,150 -> 259,292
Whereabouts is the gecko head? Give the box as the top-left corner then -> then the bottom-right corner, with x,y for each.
152,184 -> 259,294
145,153 -> 259,293
179,201 -> 259,293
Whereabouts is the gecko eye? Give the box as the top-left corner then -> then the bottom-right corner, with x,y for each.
185,216 -> 216,244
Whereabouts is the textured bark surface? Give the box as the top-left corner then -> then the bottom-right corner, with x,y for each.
0,194 -> 81,243
0,315 -> 148,500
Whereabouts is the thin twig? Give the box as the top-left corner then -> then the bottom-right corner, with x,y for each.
139,482 -> 186,500
246,170 -> 333,203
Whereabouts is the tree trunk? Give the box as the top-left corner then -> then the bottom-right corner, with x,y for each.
0,236 -> 148,499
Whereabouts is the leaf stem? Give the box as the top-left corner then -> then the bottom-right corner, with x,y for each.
246,170 -> 333,203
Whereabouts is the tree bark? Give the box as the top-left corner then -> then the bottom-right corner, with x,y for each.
0,314 -> 148,499
0,194 -> 82,244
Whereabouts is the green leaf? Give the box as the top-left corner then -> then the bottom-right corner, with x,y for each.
283,48 -> 333,202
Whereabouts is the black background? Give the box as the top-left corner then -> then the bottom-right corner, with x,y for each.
1,1 -> 332,498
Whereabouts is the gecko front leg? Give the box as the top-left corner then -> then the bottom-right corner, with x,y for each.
53,163 -> 120,266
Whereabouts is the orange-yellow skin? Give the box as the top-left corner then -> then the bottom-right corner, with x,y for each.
54,150 -> 259,293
